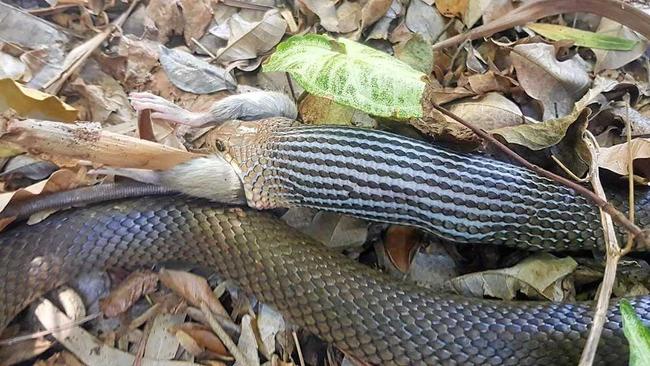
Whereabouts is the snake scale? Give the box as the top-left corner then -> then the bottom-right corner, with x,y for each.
2,123 -> 650,365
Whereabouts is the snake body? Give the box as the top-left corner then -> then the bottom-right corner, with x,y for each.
222,122 -> 647,250
2,124 -> 650,365
0,196 -> 647,365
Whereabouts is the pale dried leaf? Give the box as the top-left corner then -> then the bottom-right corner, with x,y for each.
299,0 -> 339,32
216,9 -> 287,63
511,43 -> 589,120
594,18 -> 648,72
0,338 -> 52,366
172,323 -> 230,356
336,2 -> 362,33
145,0 -> 184,43
446,253 -> 577,301
179,0 -> 213,47
257,305 -> 285,357
598,138 -> 650,182
405,0 -> 446,43
160,46 -> 238,94
447,92 -> 527,130
34,298 -> 200,366
359,0 -> 392,32
282,208 -> 368,249
144,313 -> 185,360
235,315 -> 260,366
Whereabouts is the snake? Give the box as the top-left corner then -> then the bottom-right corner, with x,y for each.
1,123 -> 649,365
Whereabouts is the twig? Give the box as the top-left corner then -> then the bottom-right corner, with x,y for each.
0,312 -> 100,346
200,302 -> 254,366
578,132 -> 621,366
429,103 -> 648,248
292,331 -> 305,366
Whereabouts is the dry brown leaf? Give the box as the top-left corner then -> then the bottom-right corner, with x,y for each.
179,0 -> 213,48
144,313 -> 185,360
34,298 -> 200,366
383,225 -> 420,273
336,2 -> 362,33
158,269 -> 229,318
359,0 -> 393,32
465,71 -> 515,95
435,0 -> 468,18
172,323 -> 230,357
492,107 -> 592,176
298,0 -> 339,32
115,35 -> 161,88
511,43 -> 589,120
215,9 -> 287,64
0,338 -> 52,366
446,253 -> 577,301
598,138 -> 650,182
145,0 -> 185,44
99,271 -> 159,318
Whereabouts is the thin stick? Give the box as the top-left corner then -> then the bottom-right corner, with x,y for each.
0,312 -> 100,346
430,103 -> 648,248
200,302 -> 254,366
578,133 -> 621,366
292,331 -> 305,366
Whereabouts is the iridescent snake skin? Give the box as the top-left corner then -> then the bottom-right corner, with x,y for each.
2,124 -> 650,365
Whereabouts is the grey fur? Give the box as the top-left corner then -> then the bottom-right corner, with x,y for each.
198,91 -> 298,125
159,155 -> 246,204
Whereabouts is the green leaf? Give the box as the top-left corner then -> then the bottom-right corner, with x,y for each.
527,23 -> 638,51
263,34 -> 426,118
621,300 -> 650,366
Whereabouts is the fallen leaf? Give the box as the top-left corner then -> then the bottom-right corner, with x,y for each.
99,271 -> 159,318
235,315 -> 259,366
159,269 -> 229,317
464,0 -> 503,27
492,107 -> 592,176
34,298 -> 201,366
594,18 -> 649,72
257,304 -> 285,357
511,42 -> 590,120
144,313 -> 185,360
366,0 -> 401,40
408,242 -> 459,290
435,0 -> 468,19
527,22 -> 639,50
448,92 -> 526,129
0,338 -> 52,366
383,225 -> 420,273
145,0 -> 184,43
298,0 -> 339,32
446,253 -> 577,301
598,139 -> 650,183
282,208 -> 369,248
215,9 -> 287,64
465,71 -> 515,95
172,323 -> 230,356
336,1 -> 362,33
178,0 -> 213,47
0,51 -> 27,81
0,79 -> 77,122
159,46 -> 238,94
405,0 -> 446,43
359,0 -> 393,33
394,33 -> 434,74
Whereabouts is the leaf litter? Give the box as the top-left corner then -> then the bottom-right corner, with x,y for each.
1,0 -> 650,365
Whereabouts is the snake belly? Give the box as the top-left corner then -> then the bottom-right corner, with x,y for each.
225,124 -> 649,251
0,196 -> 645,365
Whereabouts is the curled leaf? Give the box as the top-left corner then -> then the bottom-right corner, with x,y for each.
598,139 -> 650,183
446,253 -> 577,301
99,270 -> 159,317
159,46 -> 237,94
